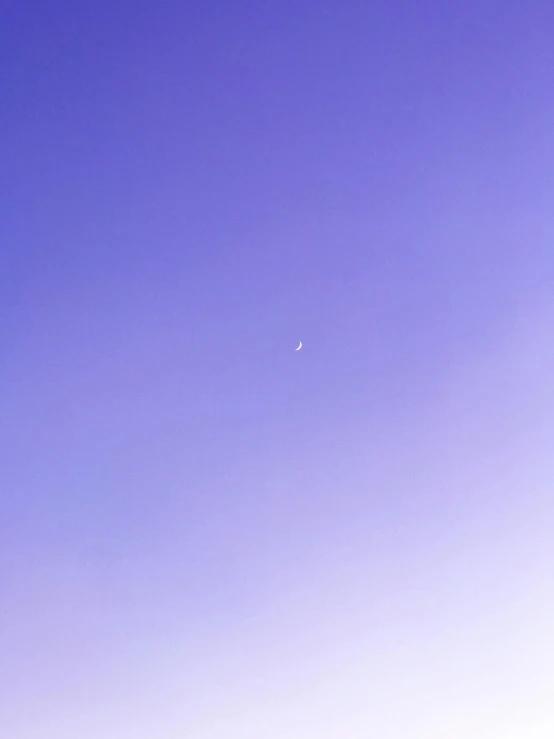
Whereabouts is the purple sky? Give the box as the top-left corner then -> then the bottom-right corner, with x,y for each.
2,2 -> 554,737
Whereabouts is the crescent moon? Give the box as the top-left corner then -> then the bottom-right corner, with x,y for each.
295,341 -> 302,351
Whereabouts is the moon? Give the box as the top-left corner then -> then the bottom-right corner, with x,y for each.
295,341 -> 302,351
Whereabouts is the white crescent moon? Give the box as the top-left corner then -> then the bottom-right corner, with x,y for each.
295,341 -> 302,351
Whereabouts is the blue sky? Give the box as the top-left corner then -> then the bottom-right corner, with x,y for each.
2,2 -> 554,736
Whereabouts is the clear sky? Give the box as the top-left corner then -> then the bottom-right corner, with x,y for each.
2,2 -> 554,737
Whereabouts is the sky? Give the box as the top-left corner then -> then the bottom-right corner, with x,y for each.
2,1 -> 554,737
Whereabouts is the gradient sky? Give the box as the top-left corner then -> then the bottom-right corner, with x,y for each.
2,2 -> 554,737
